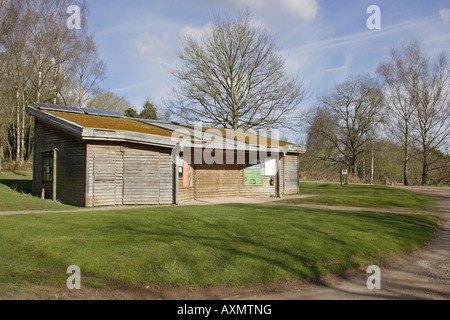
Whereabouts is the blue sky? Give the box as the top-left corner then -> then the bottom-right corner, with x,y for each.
86,0 -> 450,114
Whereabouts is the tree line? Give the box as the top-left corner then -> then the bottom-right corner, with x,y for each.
1,6 -> 448,185
304,39 -> 450,185
0,0 -> 109,165
164,13 -> 449,185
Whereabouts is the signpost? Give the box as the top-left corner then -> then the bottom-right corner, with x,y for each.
340,169 -> 348,186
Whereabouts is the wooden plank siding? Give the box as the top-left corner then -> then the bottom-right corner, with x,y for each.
279,156 -> 285,196
178,174 -> 195,202
33,119 -> 300,206
283,153 -> 299,195
194,163 -> 276,198
33,119 -> 87,206
86,142 -> 173,206
90,147 -> 124,206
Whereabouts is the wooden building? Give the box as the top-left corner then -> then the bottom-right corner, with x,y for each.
28,103 -> 305,207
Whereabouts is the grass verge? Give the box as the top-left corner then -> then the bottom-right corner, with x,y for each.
0,171 -> 76,212
283,182 -> 436,208
0,204 -> 439,291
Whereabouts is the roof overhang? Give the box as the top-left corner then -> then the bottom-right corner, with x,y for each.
27,106 -> 306,154
27,106 -> 177,149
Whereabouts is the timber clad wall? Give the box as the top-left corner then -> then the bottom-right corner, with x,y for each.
32,115 -> 301,207
280,157 -> 284,196
178,175 -> 195,202
33,120 -> 87,206
86,142 -> 173,207
194,164 -> 276,198
87,145 -> 123,206
283,153 -> 299,195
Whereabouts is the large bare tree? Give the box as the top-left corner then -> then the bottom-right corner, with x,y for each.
71,33 -> 106,107
377,42 -> 417,185
379,39 -> 450,185
87,88 -> 134,113
313,74 -> 384,177
168,12 -> 306,130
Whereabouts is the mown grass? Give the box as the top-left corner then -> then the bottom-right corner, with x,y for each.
283,182 -> 435,208
0,204 -> 438,290
0,171 -> 76,212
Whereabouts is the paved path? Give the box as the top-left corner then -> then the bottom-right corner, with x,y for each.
245,186 -> 450,300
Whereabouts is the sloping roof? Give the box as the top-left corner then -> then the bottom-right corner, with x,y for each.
45,111 -> 175,137
137,119 -> 291,147
27,103 -> 305,152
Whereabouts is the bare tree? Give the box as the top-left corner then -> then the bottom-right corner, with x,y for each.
0,0 -> 7,35
168,12 -> 306,130
377,43 -> 417,185
25,0 -> 69,103
0,0 -> 105,164
306,107 -> 340,164
314,74 -> 384,177
414,51 -> 450,185
48,0 -> 88,105
87,88 -> 134,113
1,0 -> 32,164
71,33 -> 106,107
379,39 -> 450,185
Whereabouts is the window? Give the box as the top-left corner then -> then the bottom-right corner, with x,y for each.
42,151 -> 53,182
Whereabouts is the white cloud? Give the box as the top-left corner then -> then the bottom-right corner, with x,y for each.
215,0 -> 318,22
180,23 -> 214,41
228,0 -> 268,10
134,32 -> 169,57
439,9 -> 450,23
277,0 -> 318,22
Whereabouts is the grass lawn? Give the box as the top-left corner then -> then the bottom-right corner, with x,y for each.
0,171 -> 77,212
283,182 -> 436,208
0,204 -> 438,291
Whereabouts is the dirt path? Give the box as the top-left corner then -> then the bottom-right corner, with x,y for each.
245,186 -> 450,300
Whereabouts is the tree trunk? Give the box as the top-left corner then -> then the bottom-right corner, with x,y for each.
37,49 -> 42,103
27,116 -> 33,159
422,152 -> 429,185
53,62 -> 59,104
403,160 -> 409,186
370,138 -> 374,185
362,157 -> 366,183
403,121 -> 409,186
20,91 -> 26,162
15,89 -> 21,164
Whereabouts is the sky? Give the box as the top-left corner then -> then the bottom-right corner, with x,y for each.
85,0 -> 450,121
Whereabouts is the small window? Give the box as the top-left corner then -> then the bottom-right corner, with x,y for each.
42,152 -> 53,182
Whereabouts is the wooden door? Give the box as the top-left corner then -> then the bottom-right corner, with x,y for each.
93,150 -> 124,206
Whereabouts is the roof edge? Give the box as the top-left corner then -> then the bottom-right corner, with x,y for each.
27,106 -> 84,137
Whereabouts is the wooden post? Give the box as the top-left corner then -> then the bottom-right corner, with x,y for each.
172,144 -> 181,205
276,154 -> 282,197
52,148 -> 58,201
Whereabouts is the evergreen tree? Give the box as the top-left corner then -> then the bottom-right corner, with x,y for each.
124,108 -> 139,118
140,100 -> 158,120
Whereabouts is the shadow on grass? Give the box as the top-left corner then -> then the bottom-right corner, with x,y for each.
0,179 -> 33,194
